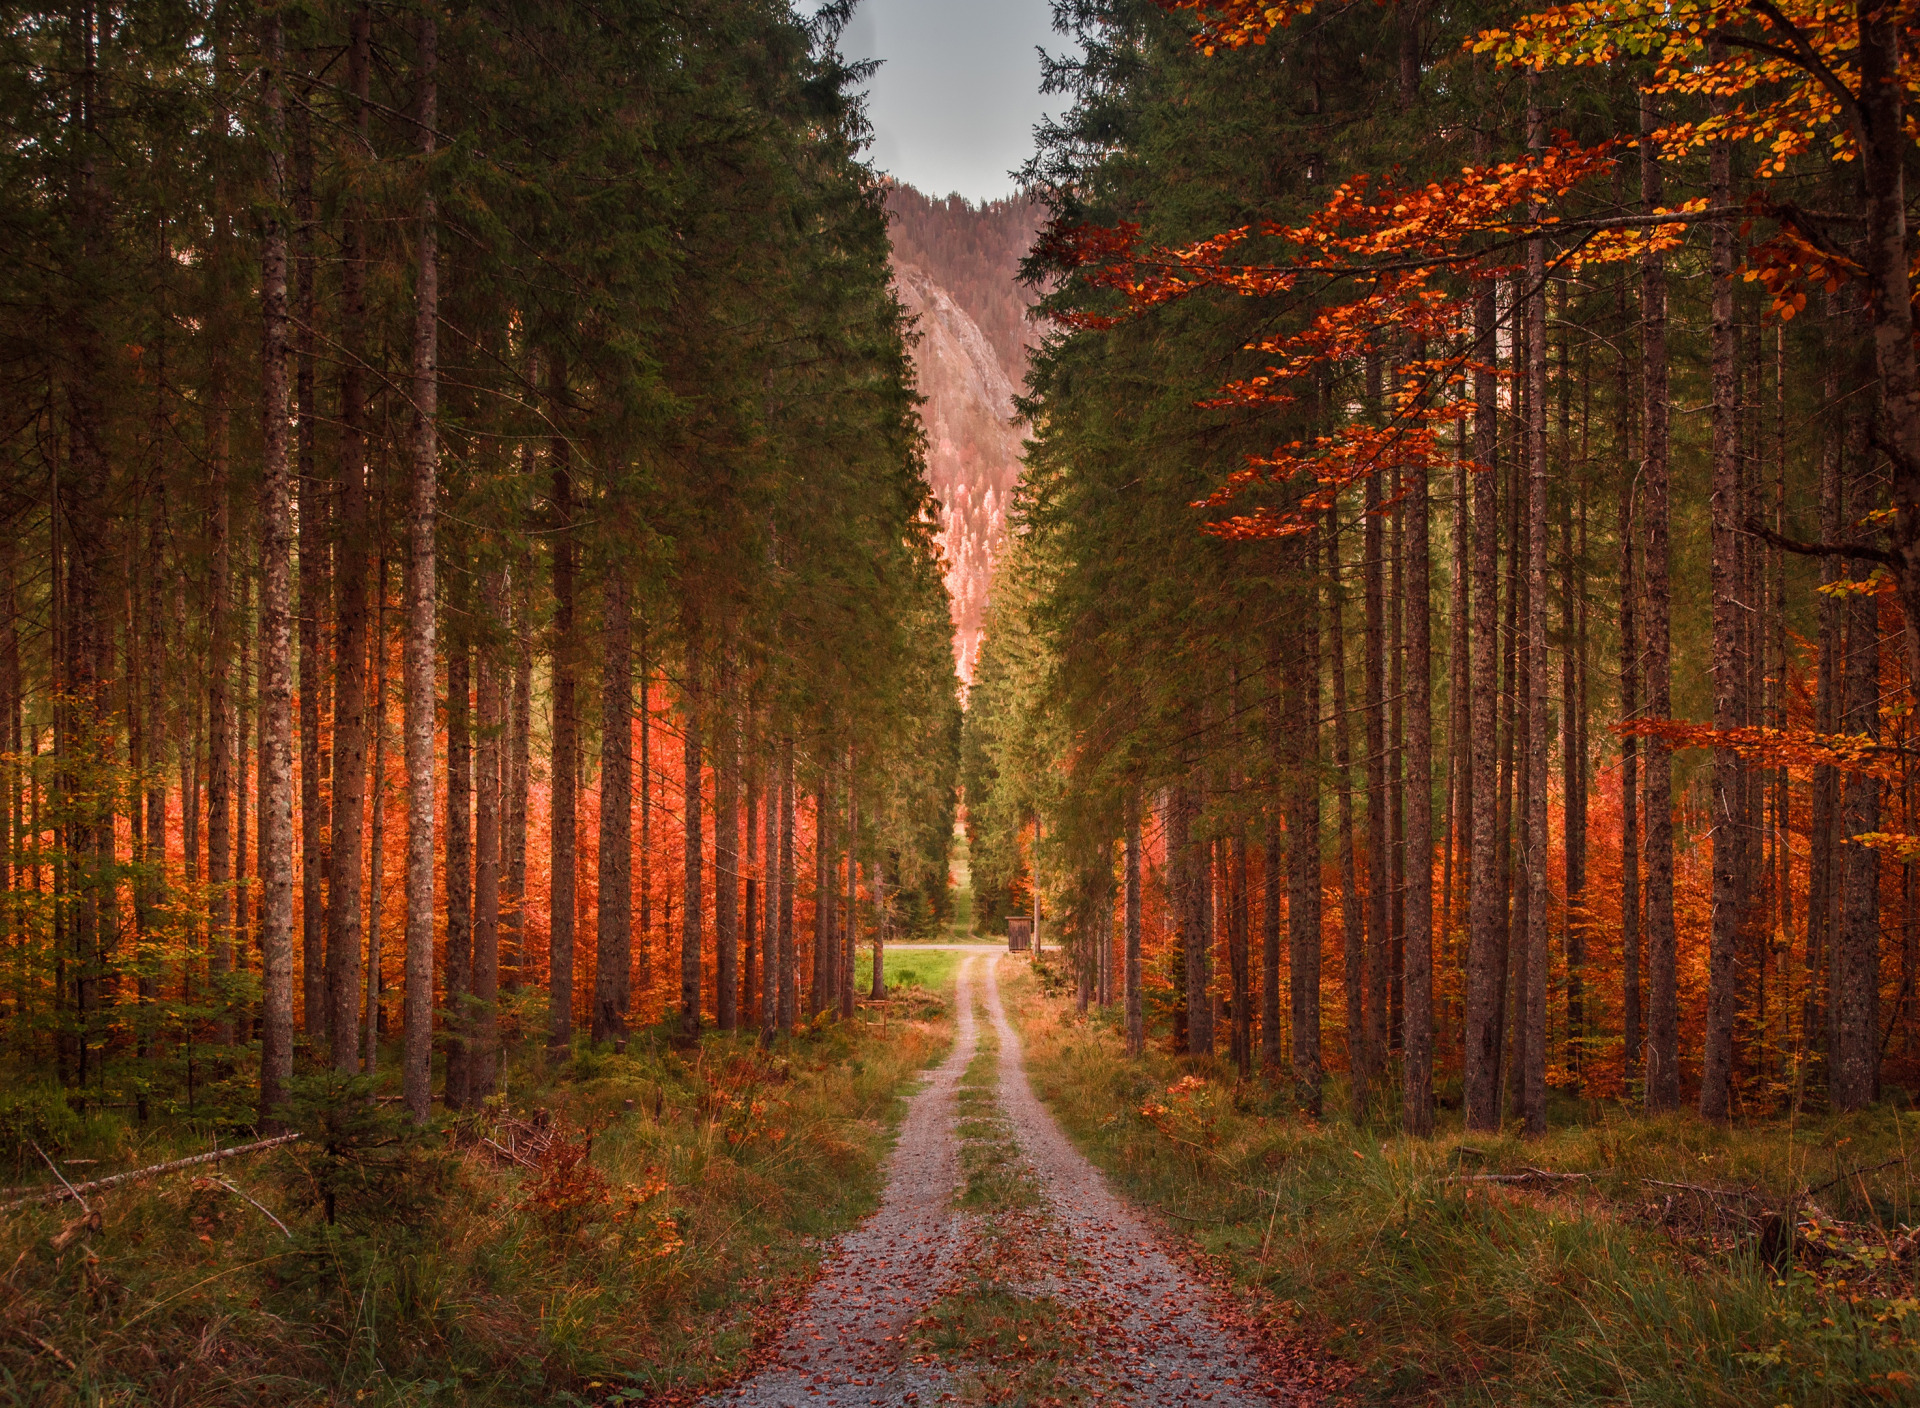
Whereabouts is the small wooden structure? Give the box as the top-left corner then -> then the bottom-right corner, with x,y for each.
1007,917 -> 1033,952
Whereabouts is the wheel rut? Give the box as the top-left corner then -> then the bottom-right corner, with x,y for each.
708,954 -> 1310,1406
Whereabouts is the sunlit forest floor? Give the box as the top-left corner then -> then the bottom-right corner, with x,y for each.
1014,965 -> 1920,1406
0,985 -> 960,1406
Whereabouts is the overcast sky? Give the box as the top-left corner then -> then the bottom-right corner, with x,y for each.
836,0 -> 1066,202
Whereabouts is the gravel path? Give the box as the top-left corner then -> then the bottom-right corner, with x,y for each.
711,955 -> 982,1407
981,960 -> 1301,1406
709,953 -> 1307,1406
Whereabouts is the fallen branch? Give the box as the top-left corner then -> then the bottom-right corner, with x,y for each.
1641,1178 -> 1761,1200
14,1328 -> 74,1372
211,1178 -> 292,1240
0,1134 -> 301,1214
1798,1155 -> 1907,1201
1449,1167 -> 1595,1185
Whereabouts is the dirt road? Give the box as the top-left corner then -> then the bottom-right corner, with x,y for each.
708,954 -> 1304,1406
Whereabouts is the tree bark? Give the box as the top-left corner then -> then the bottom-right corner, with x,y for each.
716,648 -> 739,1030
294,62 -> 327,1056
1286,585 -> 1324,1114
1327,506 -> 1365,1116
1404,441 -> 1435,1136
548,388 -> 577,1057
444,626 -> 471,1104
1701,69 -> 1742,1123
1835,395 -> 1883,1110
401,9 -> 438,1124
257,7 -> 295,1130
1125,787 -> 1145,1058
1464,262 -> 1504,1133
327,0 -> 372,1072
779,734 -> 796,1034
1522,85 -> 1550,1138
594,574 -> 633,1044
680,616 -> 704,1043
1640,93 -> 1681,1111
472,564 -> 502,1098
1363,450 -> 1389,1105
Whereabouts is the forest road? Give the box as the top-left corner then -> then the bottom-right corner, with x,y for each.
708,954 -> 1306,1406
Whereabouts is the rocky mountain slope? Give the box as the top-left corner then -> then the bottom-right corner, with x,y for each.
886,186 -> 1042,684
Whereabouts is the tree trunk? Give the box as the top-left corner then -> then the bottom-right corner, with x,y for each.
1464,265 -> 1504,1133
1286,585 -> 1324,1114
548,387 -> 577,1057
1701,71 -> 1742,1123
1262,642 -> 1285,1074
1835,397 -> 1883,1110
842,761 -> 857,1021
680,616 -> 704,1043
1619,265 -> 1642,1086
1363,451 -> 1389,1105
594,574 -> 632,1045
779,734 -> 797,1034
1327,506 -> 1365,1116
507,550 -> 532,992
327,0 -> 372,1072
1641,92 -> 1681,1112
444,627 -> 471,1104
715,647 -> 739,1030
363,557 -> 389,1074
746,707 -> 762,1018
256,7 -> 295,1129
1125,787 -> 1144,1057
812,765 -> 834,1019
294,67 -> 327,1056
1404,440 -> 1435,1135
472,564 -> 502,1098
637,624 -> 651,1016
1522,85 -> 1550,1138
401,9 -> 439,1124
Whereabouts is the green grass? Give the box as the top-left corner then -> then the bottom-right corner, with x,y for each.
1006,965 -> 1920,1407
0,1003 -> 956,1406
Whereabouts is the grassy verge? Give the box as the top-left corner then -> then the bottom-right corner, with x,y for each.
1007,963 -> 1920,1406
0,989 -> 954,1407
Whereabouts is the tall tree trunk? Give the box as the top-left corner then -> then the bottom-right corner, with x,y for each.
401,9 -> 439,1124
327,0 -> 372,1072
1404,445 -> 1435,1136
594,575 -> 633,1044
507,550 -> 531,992
1363,456 -> 1389,1106
294,64 -> 327,1055
778,734 -> 796,1034
715,647 -> 739,1030
1327,506 -> 1365,1116
1125,786 -> 1145,1058
444,626 -> 471,1104
1287,585 -> 1325,1114
1641,92 -> 1681,1112
637,624 -> 651,1014
363,557 -> 389,1074
548,387 -> 577,1057
1522,85 -> 1550,1138
680,616 -> 703,1043
256,7 -> 295,1129
1262,640 -> 1286,1074
472,565 -> 502,1098
1619,262 -> 1642,1086
1701,71 -> 1742,1123
1808,294 -> 1846,1083
1464,266 -> 1504,1133
841,761 -> 857,1021
812,764 -> 834,1019
747,707 -> 762,1017
207,396 -> 234,1049
1835,394 -> 1883,1110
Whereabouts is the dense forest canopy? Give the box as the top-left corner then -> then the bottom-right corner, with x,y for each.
963,0 -> 1920,1128
0,0 -> 960,1130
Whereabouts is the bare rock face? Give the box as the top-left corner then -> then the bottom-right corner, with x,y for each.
886,186 -> 1041,684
